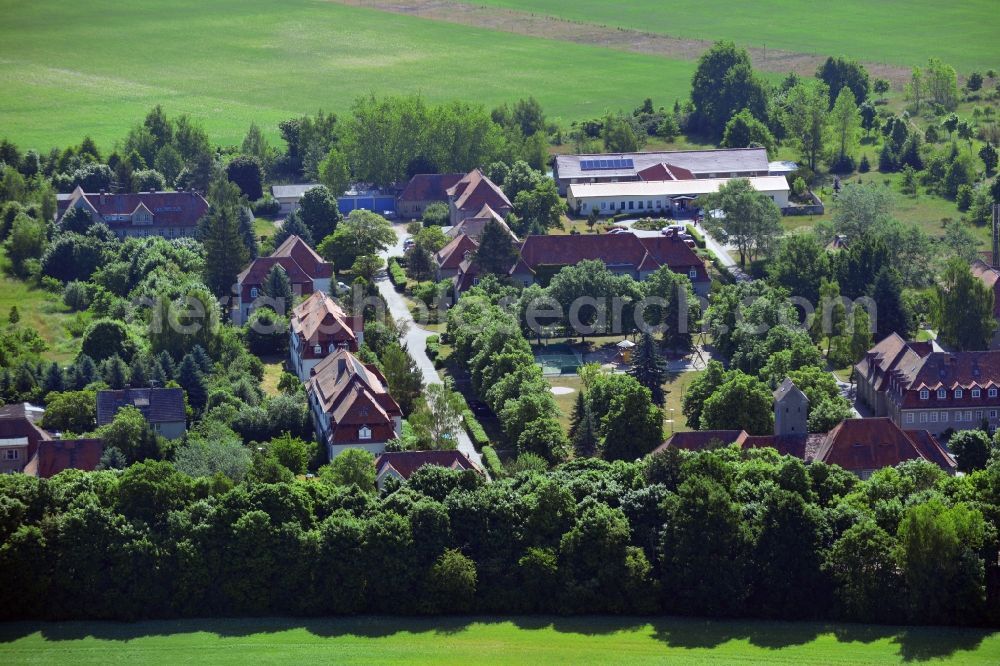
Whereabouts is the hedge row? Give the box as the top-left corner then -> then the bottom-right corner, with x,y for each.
425,334 -> 441,360
387,257 -> 407,291
480,445 -> 503,478
462,408 -> 490,448
685,224 -> 707,248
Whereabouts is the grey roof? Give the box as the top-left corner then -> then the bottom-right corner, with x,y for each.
96,388 -> 186,426
555,148 -> 769,181
774,377 -> 809,404
271,183 -> 321,199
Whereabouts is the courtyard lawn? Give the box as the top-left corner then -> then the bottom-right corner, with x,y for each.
546,368 -> 701,434
0,0 -> 697,150
478,0 -> 1000,71
253,218 -> 277,241
2,616 -> 999,665
259,355 -> 288,397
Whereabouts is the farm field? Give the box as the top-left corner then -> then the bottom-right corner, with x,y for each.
477,0 -> 1000,72
0,0 -> 698,151
2,616 -> 999,665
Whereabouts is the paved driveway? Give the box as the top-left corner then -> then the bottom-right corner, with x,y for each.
378,225 -> 481,465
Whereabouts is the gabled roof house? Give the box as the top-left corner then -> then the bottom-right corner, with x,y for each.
374,450 -> 483,489
446,169 -> 513,225
305,349 -> 402,459
56,186 -> 208,238
234,235 -> 334,324
289,291 -> 364,381
96,388 -> 187,439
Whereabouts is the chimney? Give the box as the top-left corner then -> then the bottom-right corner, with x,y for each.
993,203 -> 1000,269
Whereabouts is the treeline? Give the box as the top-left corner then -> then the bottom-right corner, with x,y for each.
1,443 -> 998,625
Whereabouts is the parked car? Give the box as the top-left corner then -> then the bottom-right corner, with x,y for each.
607,227 -> 628,235
661,224 -> 685,236
403,238 -> 415,250
336,281 -> 350,294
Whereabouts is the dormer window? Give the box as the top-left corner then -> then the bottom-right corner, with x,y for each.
937,389 -> 946,399
313,344 -> 322,355
358,426 -> 372,440
991,388 -> 998,398
919,389 -> 929,400
688,268 -> 697,279
328,343 -> 336,353
955,389 -> 963,399
972,389 -> 981,398
250,287 -> 259,298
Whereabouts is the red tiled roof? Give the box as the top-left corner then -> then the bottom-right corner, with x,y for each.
813,418 -> 955,473
271,235 -> 334,279
652,430 -> 747,454
59,187 -> 208,228
512,233 -> 708,282
636,162 -> 695,182
307,349 -> 401,445
449,204 -> 518,241
447,169 -> 512,213
290,292 -> 361,353
399,173 -> 464,202
27,439 -> 104,478
375,450 -> 482,480
437,234 -> 479,270
896,351 -> 1000,408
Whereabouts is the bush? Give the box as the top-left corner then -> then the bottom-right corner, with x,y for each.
462,407 -> 489,448
387,257 -> 407,291
480,444 -> 503,478
685,225 -> 706,248
63,281 -> 90,311
252,195 -> 281,217
426,334 -> 441,360
858,154 -> 871,173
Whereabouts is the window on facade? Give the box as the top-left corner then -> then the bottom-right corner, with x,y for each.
920,389 -> 929,400
3,450 -> 19,460
688,268 -> 697,279
638,201 -> 643,209
313,345 -> 322,354
930,412 -> 938,422
905,413 -> 914,424
937,389 -> 946,399
601,202 -> 607,210
965,411 -> 973,421
250,287 -> 259,298
628,201 -> 634,210
941,412 -> 948,422
955,412 -> 963,422
358,426 -> 372,440
620,201 -> 625,210
991,388 -> 998,397
991,410 -> 998,419
972,389 -> 981,398
977,410 -> 984,421
955,389 -> 963,398
919,412 -> 928,423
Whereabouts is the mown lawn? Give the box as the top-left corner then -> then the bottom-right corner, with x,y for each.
0,0 -> 698,150
479,0 -> 1000,71
1,616 -> 998,665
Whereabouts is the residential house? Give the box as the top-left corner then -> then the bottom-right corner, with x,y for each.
397,173 -> 464,219
96,388 -> 187,439
553,147 -> 770,195
233,235 -> 333,324
435,234 -> 480,282
453,232 -> 710,295
854,334 -> 1000,436
0,403 -> 103,477
56,187 -> 208,239
271,184 -> 320,215
289,291 -> 364,382
305,349 -> 402,459
446,169 -> 513,225
374,450 -> 483,489
447,204 -> 518,241
566,176 -> 790,217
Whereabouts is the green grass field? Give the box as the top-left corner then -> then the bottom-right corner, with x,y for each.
479,0 -> 1000,72
0,0 -> 697,151
1,616 -> 999,664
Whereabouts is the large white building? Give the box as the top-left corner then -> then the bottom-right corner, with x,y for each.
566,176 -> 790,217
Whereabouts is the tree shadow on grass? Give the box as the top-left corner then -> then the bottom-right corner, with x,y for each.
1,615 -> 997,662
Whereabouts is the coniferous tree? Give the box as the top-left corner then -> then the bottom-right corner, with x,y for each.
157,350 -> 176,382
128,355 -> 148,389
74,355 -> 98,389
935,258 -> 997,351
262,264 -> 293,314
870,267 -> 912,340
273,210 -> 314,247
42,362 -> 64,395
201,179 -> 250,297
628,333 -> 669,406
572,401 -> 599,458
102,355 -> 129,390
473,219 -> 518,275
189,344 -> 214,375
177,354 -> 208,411
568,390 -> 587,442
